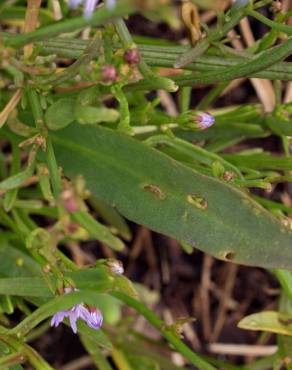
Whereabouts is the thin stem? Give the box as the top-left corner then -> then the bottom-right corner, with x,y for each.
246,9 -> 292,35
46,137 -> 63,197
113,18 -> 154,77
111,291 -> 216,370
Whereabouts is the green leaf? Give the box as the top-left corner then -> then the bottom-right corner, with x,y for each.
0,277 -> 53,297
72,211 -> 125,251
77,321 -> 112,351
127,354 -> 160,370
74,105 -> 120,125
93,294 -> 121,325
266,114 -> 292,136
90,197 -> 132,241
0,268 -> 113,297
50,124 -> 292,269
238,310 -> 292,336
222,152 -> 292,171
81,335 -> 114,369
45,98 -> 75,131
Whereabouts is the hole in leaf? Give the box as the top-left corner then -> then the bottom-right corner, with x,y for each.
224,251 -> 236,261
187,194 -> 208,210
142,184 -> 165,199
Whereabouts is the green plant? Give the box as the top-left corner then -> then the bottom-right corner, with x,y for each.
0,0 -> 291,369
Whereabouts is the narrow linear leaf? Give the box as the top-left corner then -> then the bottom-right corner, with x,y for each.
72,211 -> 125,251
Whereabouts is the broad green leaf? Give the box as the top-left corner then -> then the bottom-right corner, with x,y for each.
238,311 -> 292,336
51,124 -> 292,269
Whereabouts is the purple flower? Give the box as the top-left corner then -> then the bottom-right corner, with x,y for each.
83,308 -> 103,329
69,0 -> 115,19
195,112 -> 215,130
50,288 -> 103,333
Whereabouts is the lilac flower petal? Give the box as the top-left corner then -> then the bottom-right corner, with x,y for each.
69,304 -> 84,334
106,0 -> 116,9
50,310 -> 69,327
83,0 -> 99,19
69,0 -> 83,9
69,314 -> 78,333
83,309 -> 103,330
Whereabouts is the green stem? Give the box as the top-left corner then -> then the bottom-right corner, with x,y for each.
46,137 -> 63,198
273,270 -> 292,301
111,291 -> 216,370
113,18 -> 153,78
246,9 -> 292,35
171,37 -> 292,86
27,90 -> 62,198
0,350 -> 25,367
27,89 -> 46,131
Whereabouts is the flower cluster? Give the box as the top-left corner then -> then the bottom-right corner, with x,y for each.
50,288 -> 103,333
70,0 -> 115,19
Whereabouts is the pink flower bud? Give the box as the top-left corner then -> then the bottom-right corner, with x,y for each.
101,64 -> 118,83
124,48 -> 140,65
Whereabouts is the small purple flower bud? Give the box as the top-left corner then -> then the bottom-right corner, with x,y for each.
101,64 -> 118,83
106,259 -> 124,275
124,49 -> 140,65
195,112 -> 215,130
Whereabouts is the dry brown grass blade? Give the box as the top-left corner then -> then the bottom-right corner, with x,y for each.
208,343 -> 277,356
210,264 -> 238,342
0,89 -> 22,128
200,254 -> 213,341
23,0 -> 42,58
223,22 -> 275,112
239,17 -> 275,112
